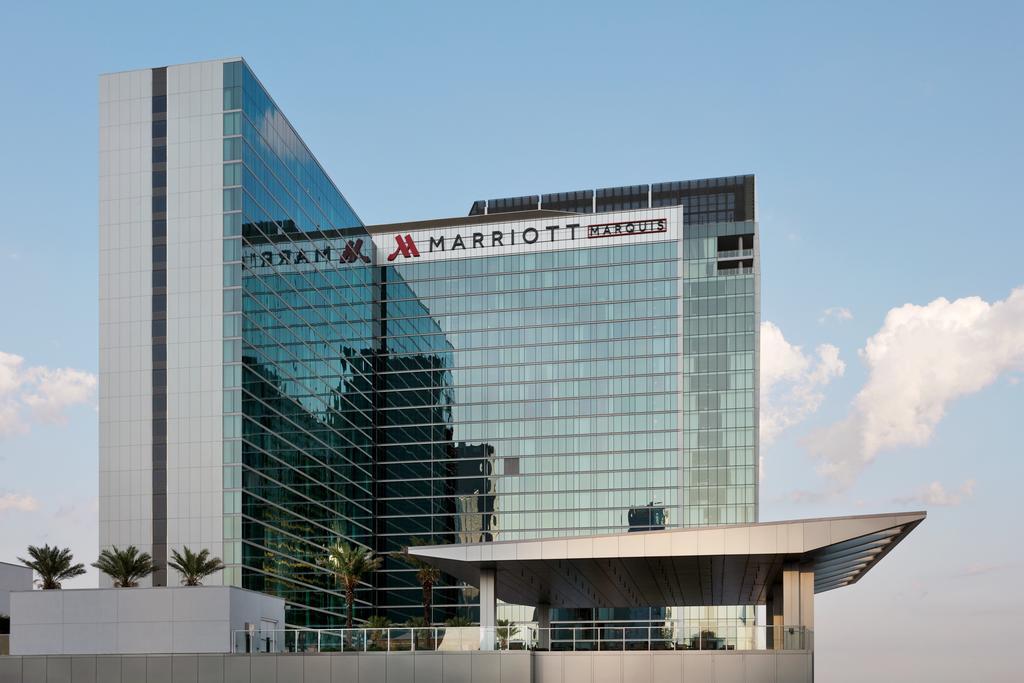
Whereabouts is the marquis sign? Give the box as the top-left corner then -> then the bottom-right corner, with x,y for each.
586,218 -> 667,239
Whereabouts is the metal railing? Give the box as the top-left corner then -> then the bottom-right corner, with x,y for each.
717,265 -> 754,276
233,623 -> 811,654
716,248 -> 754,259
234,627 -> 488,654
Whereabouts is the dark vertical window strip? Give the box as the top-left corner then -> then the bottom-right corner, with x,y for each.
151,66 -> 168,587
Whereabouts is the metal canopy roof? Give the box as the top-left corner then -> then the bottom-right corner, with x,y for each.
409,512 -> 925,609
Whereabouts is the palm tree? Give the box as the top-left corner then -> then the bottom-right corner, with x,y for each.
365,615 -> 391,650
366,615 -> 392,629
322,542 -> 381,629
398,538 -> 441,624
404,615 -> 433,649
91,545 -> 156,587
18,545 -> 85,589
497,618 -> 520,649
168,547 -> 225,586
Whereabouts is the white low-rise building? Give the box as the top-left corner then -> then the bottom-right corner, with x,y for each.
9,585 -> 283,655
0,562 -> 33,617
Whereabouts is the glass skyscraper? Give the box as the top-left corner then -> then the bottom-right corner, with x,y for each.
100,58 -> 758,631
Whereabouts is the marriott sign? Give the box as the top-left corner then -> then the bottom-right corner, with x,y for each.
374,210 -> 678,265
244,209 -> 681,271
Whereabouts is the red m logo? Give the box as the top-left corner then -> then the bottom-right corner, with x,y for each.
341,238 -> 371,264
387,234 -> 420,261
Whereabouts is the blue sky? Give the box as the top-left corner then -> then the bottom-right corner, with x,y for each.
1,2 -> 1021,679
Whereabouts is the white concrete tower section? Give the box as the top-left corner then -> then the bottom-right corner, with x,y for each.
99,59 -> 229,587
99,67 -> 155,583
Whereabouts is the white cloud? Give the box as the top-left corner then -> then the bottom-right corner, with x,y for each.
0,492 -> 40,513
956,562 -> 1010,578
806,287 -> 1024,484
783,489 -> 839,505
760,322 -> 846,444
893,479 -> 976,507
0,351 -> 97,436
820,306 -> 854,323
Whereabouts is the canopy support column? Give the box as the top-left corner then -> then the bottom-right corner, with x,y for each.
766,576 -> 784,650
479,567 -> 496,650
535,603 -> 550,650
782,563 -> 814,649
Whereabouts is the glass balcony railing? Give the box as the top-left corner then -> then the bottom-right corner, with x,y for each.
716,248 -> 754,259
232,622 -> 811,654
716,265 -> 754,276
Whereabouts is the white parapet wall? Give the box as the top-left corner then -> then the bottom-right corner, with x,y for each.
0,651 -> 813,683
0,562 -> 33,617
9,585 -> 283,655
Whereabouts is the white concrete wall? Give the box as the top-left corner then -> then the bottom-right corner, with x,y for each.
164,59 -> 226,580
0,651 -> 812,683
531,650 -> 812,682
9,586 -> 283,655
0,562 -> 33,616
98,67 -> 154,584
98,59 -> 228,587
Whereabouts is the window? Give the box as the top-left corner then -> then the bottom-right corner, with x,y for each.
223,213 -> 242,236
223,188 -> 241,211
223,314 -> 242,337
223,339 -> 241,362
152,145 -> 167,163
223,288 -> 241,312
223,111 -> 241,136
223,163 -> 242,187
223,138 -> 241,161
223,263 -> 241,286
223,87 -> 241,111
152,120 -> 166,139
223,238 -> 241,261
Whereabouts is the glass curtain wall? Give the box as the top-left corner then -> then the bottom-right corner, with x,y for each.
679,219 -> 759,647
681,221 -> 758,526
223,60 -> 375,628
373,273 -> 457,624
377,240 -> 682,622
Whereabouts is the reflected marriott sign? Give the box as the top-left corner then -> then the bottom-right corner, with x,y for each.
245,238 -> 371,268
386,218 -> 667,261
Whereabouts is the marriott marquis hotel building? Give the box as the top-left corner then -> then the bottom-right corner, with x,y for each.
99,58 -> 759,628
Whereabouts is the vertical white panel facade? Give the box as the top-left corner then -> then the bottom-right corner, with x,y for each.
99,60 -> 227,587
164,60 -> 225,583
98,67 -> 154,585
